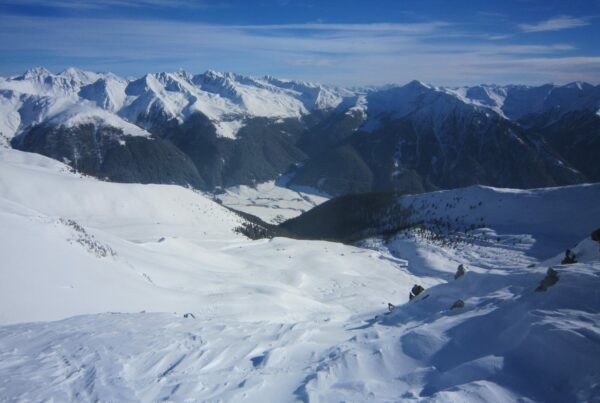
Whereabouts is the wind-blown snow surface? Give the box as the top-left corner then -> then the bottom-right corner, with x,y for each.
1,148 -> 599,402
0,148 -> 425,325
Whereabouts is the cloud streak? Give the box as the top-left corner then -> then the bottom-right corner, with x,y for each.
518,15 -> 590,33
0,14 -> 597,86
0,0 -> 219,9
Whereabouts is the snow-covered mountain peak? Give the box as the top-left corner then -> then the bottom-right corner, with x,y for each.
405,79 -> 432,90
445,81 -> 600,121
58,67 -> 102,85
79,75 -> 128,112
2,66 -> 600,142
194,70 -> 247,91
562,81 -> 592,91
18,66 -> 53,81
173,68 -> 193,81
5,66 -> 101,98
193,70 -> 239,93
365,79 -> 444,116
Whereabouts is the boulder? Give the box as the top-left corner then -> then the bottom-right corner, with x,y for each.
454,264 -> 466,280
561,249 -> 577,265
409,284 -> 425,300
450,299 -> 465,310
536,268 -> 559,292
592,228 -> 600,243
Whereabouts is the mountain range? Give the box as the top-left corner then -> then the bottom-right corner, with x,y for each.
2,67 -> 599,195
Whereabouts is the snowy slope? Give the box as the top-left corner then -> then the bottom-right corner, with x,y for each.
216,180 -> 329,223
445,82 -> 600,121
396,184 -> 600,260
297,249 -> 600,402
2,67 -> 599,143
0,67 -> 152,139
0,148 -> 431,325
2,66 -> 598,152
362,80 -> 504,136
0,159 -> 600,402
0,150 -> 599,400
0,67 -> 352,140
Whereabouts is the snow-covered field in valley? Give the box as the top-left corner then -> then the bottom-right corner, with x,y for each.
1,148 -> 599,402
215,180 -> 328,224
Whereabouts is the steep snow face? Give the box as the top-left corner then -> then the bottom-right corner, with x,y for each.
193,70 -> 309,118
449,82 -> 600,121
396,184 -> 600,260
3,67 -> 599,142
260,75 -> 352,110
443,85 -> 508,118
79,75 -> 128,112
125,69 -> 351,137
3,67 -> 101,97
0,67 -> 353,140
362,80 -> 505,144
365,80 -> 438,119
0,68 -> 152,139
0,148 -> 241,241
366,80 -> 499,122
0,90 -> 22,144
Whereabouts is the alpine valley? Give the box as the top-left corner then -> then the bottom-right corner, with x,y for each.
2,67 -> 599,196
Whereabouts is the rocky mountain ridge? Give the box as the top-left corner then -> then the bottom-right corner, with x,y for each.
3,67 -> 599,194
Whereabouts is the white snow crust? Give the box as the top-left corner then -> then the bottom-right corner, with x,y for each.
0,148 -> 599,402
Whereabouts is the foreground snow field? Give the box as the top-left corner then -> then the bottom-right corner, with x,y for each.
0,148 -> 599,402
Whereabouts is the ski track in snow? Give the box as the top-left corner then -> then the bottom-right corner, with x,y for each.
0,148 -> 599,402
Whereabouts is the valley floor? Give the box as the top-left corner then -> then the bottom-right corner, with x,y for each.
0,148 -> 599,402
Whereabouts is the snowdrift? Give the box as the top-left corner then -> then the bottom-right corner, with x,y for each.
0,147 -> 598,402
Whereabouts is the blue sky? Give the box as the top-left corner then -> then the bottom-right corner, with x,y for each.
1,0 -> 599,85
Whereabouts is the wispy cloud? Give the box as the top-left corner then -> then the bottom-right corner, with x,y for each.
240,22 -> 451,34
486,34 -> 511,40
0,0 -> 220,9
0,14 -> 596,86
518,15 -> 590,33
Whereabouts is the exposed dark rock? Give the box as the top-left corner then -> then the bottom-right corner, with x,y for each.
591,228 -> 600,243
454,264 -> 466,280
536,268 -> 559,292
450,299 -> 465,309
561,249 -> 577,265
409,284 -> 425,300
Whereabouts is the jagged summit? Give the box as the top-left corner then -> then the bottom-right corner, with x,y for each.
2,66 -> 599,195
1,67 -> 355,139
19,66 -> 52,79
3,67 -> 598,140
